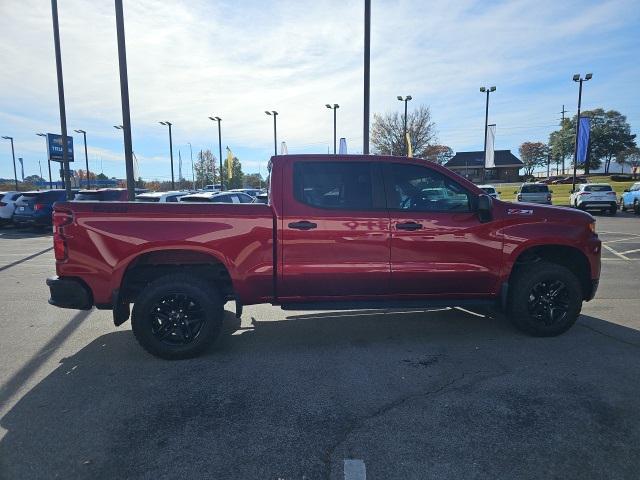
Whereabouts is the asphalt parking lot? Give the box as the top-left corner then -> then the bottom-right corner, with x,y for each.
0,212 -> 639,480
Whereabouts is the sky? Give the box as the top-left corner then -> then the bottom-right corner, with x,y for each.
1,0 -> 639,182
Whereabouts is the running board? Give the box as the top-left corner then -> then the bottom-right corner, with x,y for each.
280,299 -> 495,311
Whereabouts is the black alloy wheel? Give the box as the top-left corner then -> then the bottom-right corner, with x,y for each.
527,280 -> 570,327
149,293 -> 205,345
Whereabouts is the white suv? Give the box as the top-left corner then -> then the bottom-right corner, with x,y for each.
570,183 -> 617,215
477,184 -> 501,200
0,191 -> 22,225
515,183 -> 552,204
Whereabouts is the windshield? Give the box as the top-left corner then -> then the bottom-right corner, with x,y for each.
521,184 -> 548,193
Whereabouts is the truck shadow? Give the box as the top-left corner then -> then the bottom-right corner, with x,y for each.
1,309 -> 640,479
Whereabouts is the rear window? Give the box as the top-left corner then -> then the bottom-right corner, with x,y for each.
293,162 -> 373,210
584,185 -> 612,192
521,184 -> 549,193
480,187 -> 496,194
75,191 -> 124,201
135,196 -> 160,202
180,196 -> 209,202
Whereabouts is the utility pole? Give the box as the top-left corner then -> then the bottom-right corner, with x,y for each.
325,104 -> 339,154
209,116 -> 224,190
115,0 -> 136,201
188,142 -> 195,190
571,73 -> 592,193
560,105 -> 567,175
363,0 -> 371,155
479,86 -> 496,184
1,136 -> 19,190
51,0 -> 72,199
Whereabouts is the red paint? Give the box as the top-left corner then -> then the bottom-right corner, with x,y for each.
51,154 -> 601,310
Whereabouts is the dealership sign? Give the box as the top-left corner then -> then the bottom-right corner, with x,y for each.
46,133 -> 74,162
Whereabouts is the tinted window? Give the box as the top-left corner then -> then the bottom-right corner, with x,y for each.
180,196 -> 208,202
294,162 -> 373,210
165,195 -> 180,202
584,185 -> 612,192
136,196 -> 160,202
238,193 -> 254,203
521,184 -> 549,193
212,194 -> 231,203
387,163 -> 471,212
480,187 -> 496,194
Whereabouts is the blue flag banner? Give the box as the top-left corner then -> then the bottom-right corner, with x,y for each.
577,117 -> 590,165
46,133 -> 74,162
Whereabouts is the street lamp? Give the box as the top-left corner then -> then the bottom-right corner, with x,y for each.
159,121 -> 175,189
74,129 -> 91,189
571,73 -> 592,193
187,142 -> 195,190
1,136 -> 18,190
208,116 -> 224,190
325,104 -> 340,154
36,133 -> 53,188
397,95 -> 412,156
479,86 -> 496,183
265,111 -> 278,157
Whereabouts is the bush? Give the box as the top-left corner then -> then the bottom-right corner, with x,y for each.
610,174 -> 633,182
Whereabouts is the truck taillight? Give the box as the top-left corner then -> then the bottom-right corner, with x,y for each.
53,233 -> 67,261
578,192 -> 591,196
34,203 -> 45,211
53,209 -> 73,228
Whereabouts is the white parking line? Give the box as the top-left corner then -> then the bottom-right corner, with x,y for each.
602,236 -> 640,244
602,244 -> 631,260
620,248 -> 640,255
344,459 -> 366,480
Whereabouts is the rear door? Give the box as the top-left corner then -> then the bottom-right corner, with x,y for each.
385,162 -> 502,297
280,160 -> 390,299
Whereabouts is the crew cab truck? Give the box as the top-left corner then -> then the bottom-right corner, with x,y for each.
47,155 -> 601,359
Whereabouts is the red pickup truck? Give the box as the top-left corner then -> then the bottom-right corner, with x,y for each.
47,155 -> 601,359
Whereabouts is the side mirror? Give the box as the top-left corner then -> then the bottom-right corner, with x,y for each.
477,194 -> 492,223
549,190 -> 554,194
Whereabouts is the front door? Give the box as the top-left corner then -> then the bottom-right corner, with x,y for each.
279,160 -> 390,300
384,162 -> 502,297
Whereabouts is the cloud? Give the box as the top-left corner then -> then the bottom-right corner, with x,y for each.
0,0 -> 638,180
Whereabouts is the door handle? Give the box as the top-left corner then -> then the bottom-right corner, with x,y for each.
288,220 -> 318,230
396,221 -> 423,231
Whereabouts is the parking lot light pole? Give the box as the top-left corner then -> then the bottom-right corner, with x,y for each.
36,133 -> 53,188
265,111 -> 278,157
187,142 -> 195,190
325,104 -> 339,154
479,86 -> 496,183
2,136 -> 19,190
208,116 -> 224,190
571,73 -> 592,193
159,121 -> 175,189
397,95 -> 412,156
74,129 -> 91,189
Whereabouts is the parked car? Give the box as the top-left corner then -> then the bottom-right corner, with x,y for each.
539,176 -> 563,185
254,191 -> 269,204
552,176 -> 588,185
228,188 -> 264,198
48,154 -> 601,359
202,184 -> 222,192
179,191 -> 255,203
619,182 -> 640,214
477,184 -> 501,199
514,183 -> 552,204
570,184 -> 617,215
74,188 -> 147,201
13,190 -> 75,228
135,191 -> 190,203
0,191 -> 23,225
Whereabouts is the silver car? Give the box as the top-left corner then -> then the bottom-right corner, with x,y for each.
515,183 -> 552,204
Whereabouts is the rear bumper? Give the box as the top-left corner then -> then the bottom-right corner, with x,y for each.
579,201 -> 616,209
46,276 -> 93,310
13,214 -> 51,226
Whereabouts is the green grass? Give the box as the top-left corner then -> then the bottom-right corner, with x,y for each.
494,176 -> 636,206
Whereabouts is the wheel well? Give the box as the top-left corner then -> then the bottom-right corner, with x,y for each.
120,250 -> 233,304
510,245 -> 592,300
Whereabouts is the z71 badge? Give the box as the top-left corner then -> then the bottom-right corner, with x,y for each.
507,208 -> 534,215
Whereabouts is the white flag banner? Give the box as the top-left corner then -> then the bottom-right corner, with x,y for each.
339,137 -> 347,154
485,124 -> 496,169
280,142 -> 288,155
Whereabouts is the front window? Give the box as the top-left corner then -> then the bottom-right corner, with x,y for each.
387,163 -> 471,212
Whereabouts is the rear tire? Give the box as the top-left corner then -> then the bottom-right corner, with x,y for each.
634,200 -> 640,215
619,199 -> 626,212
131,273 -> 223,359
508,261 -> 582,337
609,205 -> 617,216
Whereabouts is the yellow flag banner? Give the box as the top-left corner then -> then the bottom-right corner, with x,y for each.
226,147 -> 233,180
406,132 -> 413,158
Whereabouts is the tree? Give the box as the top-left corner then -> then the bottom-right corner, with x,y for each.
519,142 -> 549,177
371,105 -> 438,158
24,174 -> 44,184
96,173 -> 108,180
194,149 -> 218,187
548,109 -> 636,174
243,173 -> 264,188
617,147 -> 640,177
220,157 -> 244,189
422,145 -> 453,165
548,118 -> 573,175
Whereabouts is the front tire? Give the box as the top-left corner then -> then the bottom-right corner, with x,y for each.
634,200 -> 640,215
131,273 -> 223,359
619,199 -> 626,212
508,261 -> 582,337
